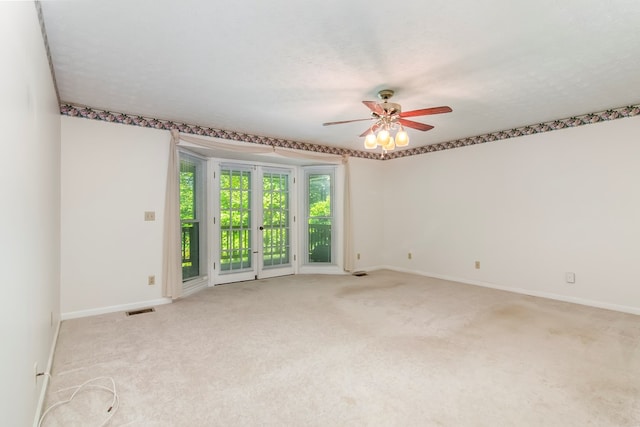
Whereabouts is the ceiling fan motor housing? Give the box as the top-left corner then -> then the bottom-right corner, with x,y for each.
382,102 -> 401,116
377,90 -> 400,116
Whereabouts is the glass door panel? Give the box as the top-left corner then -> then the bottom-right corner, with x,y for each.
261,170 -> 291,270
219,167 -> 252,273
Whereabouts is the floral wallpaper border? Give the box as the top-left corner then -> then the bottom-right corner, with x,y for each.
59,104 -> 379,160
60,103 -> 640,161
385,105 -> 640,160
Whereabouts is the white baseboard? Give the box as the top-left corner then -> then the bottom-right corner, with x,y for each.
354,265 -> 387,273
33,319 -> 60,427
182,278 -> 208,297
298,266 -> 348,275
372,265 -> 640,316
61,297 -> 172,320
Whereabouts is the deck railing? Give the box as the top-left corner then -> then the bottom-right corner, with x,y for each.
308,223 -> 331,262
181,222 -> 199,279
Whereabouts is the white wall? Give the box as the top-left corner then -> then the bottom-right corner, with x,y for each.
60,114 -> 640,316
61,119 -> 386,313
349,157 -> 385,270
382,115 -> 640,313
0,3 -> 61,425
61,117 -> 169,317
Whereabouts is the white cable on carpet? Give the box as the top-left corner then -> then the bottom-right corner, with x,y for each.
38,376 -> 119,427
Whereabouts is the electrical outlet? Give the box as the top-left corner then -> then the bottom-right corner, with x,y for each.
475,261 -> 480,269
408,252 -> 412,260
144,211 -> 155,221
565,272 -> 575,283
148,275 -> 155,286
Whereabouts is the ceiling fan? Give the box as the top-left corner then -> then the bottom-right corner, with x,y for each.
323,89 -> 452,152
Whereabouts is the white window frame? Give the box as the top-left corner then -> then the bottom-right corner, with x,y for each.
298,164 -> 344,275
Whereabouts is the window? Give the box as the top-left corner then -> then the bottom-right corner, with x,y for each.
305,168 -> 334,264
180,154 -> 205,280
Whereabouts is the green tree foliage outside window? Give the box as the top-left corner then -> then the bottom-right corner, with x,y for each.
180,167 -> 195,220
219,169 -> 292,271
262,173 -> 290,267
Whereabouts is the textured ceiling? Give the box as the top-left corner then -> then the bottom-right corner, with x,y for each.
41,0 -> 640,153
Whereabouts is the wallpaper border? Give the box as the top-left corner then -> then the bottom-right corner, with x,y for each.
385,104 -> 640,160
59,104 -> 380,160
60,103 -> 640,161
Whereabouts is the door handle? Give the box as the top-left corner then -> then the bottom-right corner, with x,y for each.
259,226 -> 264,231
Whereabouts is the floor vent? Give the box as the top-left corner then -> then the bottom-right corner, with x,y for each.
126,307 -> 155,316
352,271 -> 368,277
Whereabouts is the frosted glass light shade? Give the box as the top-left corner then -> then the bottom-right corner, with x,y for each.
395,130 -> 409,147
383,136 -> 395,151
376,129 -> 390,146
364,133 -> 377,149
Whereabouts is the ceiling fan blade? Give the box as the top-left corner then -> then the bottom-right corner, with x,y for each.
398,118 -> 435,132
400,106 -> 452,118
362,101 -> 384,115
323,117 -> 373,126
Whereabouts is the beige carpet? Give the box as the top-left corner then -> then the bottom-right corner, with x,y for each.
42,270 -> 640,426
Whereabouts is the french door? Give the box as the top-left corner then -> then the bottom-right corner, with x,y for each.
214,163 -> 294,283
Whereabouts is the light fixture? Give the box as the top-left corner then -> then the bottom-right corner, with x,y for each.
364,133 -> 377,149
361,89 -> 411,155
395,128 -> 409,147
363,122 -> 408,153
